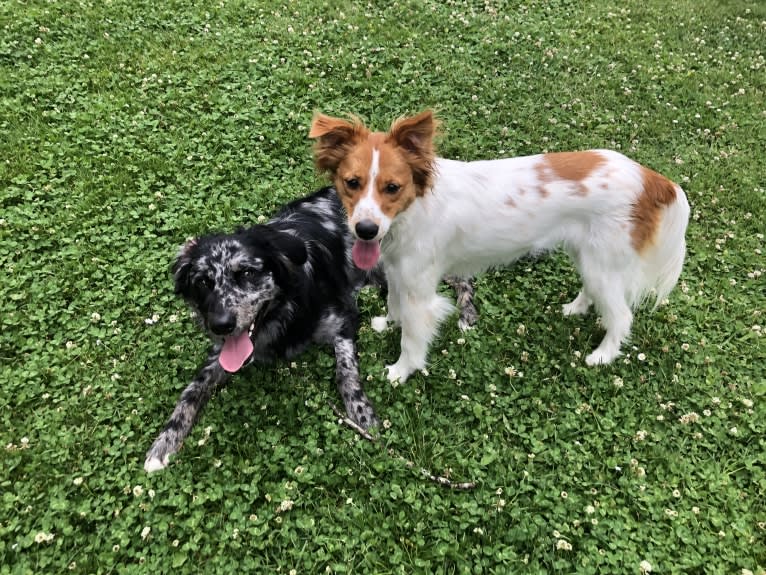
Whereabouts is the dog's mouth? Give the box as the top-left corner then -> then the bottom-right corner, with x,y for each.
216,301 -> 273,373
351,239 -> 381,270
218,322 -> 256,373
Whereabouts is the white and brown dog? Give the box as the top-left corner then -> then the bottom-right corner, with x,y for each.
310,110 -> 689,382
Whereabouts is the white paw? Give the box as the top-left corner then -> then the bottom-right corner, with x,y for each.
386,362 -> 412,384
457,319 -> 475,332
585,348 -> 618,366
371,316 -> 389,333
144,455 -> 169,473
562,302 -> 589,316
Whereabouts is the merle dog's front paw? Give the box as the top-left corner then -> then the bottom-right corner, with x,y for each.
144,434 -> 178,473
343,396 -> 379,430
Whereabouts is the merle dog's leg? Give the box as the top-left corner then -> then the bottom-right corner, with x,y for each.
334,336 -> 379,429
144,346 -> 230,472
444,275 -> 478,331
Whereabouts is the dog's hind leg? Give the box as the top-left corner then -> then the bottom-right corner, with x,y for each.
144,347 -> 230,472
334,337 -> 379,429
580,264 -> 633,366
443,275 -> 477,330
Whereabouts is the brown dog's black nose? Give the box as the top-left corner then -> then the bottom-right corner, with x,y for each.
355,219 -> 379,240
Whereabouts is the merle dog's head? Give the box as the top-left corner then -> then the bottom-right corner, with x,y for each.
172,226 -> 307,372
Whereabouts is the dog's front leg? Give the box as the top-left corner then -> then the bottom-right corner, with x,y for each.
386,292 -> 453,384
144,347 -> 230,472
334,337 -> 379,429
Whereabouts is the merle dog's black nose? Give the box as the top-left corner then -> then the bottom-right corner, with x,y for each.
209,312 -> 237,335
355,219 -> 379,240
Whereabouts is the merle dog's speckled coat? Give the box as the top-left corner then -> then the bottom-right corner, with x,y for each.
144,187 -> 385,472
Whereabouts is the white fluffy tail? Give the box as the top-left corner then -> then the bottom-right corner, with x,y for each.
640,184 -> 690,309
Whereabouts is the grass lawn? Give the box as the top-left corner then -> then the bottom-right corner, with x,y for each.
1,0 -> 765,572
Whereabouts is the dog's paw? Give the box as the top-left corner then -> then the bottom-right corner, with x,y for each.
371,316 -> 389,333
562,293 -> 592,316
144,454 -> 169,473
386,361 -> 412,384
585,348 -> 618,366
458,317 -> 476,332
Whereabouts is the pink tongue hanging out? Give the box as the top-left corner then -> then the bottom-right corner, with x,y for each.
219,330 -> 254,373
352,239 -> 381,270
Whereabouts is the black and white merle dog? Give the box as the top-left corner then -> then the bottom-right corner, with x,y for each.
144,187 -> 385,472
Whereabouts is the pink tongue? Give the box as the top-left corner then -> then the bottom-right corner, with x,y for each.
352,240 -> 381,270
219,331 -> 254,373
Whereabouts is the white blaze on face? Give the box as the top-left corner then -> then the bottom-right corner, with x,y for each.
350,148 -> 391,239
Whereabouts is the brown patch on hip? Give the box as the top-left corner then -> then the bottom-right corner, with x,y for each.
631,167 -> 678,252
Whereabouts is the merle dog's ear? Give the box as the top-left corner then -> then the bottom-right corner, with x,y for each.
259,229 -> 308,266
172,238 -> 198,293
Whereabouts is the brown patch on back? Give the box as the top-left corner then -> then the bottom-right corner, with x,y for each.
506,196 -> 517,208
535,151 -> 607,198
545,151 -> 607,181
631,167 -> 678,252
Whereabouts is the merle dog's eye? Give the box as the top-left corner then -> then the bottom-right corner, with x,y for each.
345,178 -> 361,190
384,182 -> 400,194
236,263 -> 262,283
196,276 -> 214,290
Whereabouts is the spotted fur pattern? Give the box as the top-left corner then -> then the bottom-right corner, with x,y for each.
144,187 -> 384,472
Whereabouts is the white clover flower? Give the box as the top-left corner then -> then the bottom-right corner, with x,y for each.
679,412 -> 700,424
141,526 -> 151,540
585,504 -> 596,514
73,477 -> 84,486
456,338 -> 465,345
133,485 -> 144,497
278,499 -> 294,512
504,366 -> 517,377
560,491 -> 568,499
91,312 -> 101,322
640,560 -> 653,573
556,539 -> 572,551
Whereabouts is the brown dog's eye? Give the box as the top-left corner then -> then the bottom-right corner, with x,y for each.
345,178 -> 361,190
384,183 -> 400,194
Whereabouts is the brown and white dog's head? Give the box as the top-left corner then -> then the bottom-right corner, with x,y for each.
309,110 -> 438,270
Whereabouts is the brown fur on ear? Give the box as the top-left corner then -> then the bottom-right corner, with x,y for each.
387,110 -> 439,194
309,113 -> 369,174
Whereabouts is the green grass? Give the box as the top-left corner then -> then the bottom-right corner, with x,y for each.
1,0 -> 765,573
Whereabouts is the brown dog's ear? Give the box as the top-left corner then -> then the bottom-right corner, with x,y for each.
309,113 -> 367,173
388,110 -> 438,194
